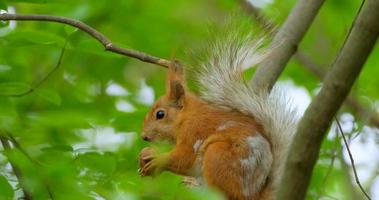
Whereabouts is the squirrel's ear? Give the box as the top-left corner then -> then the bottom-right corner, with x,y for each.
166,60 -> 185,108
168,80 -> 185,108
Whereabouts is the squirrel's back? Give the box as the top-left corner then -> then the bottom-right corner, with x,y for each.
192,27 -> 299,193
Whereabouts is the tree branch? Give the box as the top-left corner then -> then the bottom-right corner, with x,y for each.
238,0 -> 277,33
335,117 -> 371,200
295,49 -> 379,129
278,0 -> 379,199
240,0 -> 379,129
338,146 -> 361,200
0,135 -> 33,200
345,96 -> 379,128
3,132 -> 54,199
249,0 -> 326,91
0,13 -> 171,68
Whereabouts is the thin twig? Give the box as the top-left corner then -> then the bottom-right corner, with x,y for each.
0,42 -> 67,97
329,0 -> 366,70
0,13 -> 171,67
335,117 -> 371,200
0,135 -> 33,200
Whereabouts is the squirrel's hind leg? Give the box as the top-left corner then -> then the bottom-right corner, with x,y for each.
202,134 -> 273,200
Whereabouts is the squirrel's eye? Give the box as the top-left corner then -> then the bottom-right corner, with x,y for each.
156,110 -> 165,120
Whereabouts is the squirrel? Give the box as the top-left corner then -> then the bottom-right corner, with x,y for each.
138,29 -> 298,200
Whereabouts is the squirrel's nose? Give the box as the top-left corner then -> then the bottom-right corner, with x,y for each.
142,134 -> 151,141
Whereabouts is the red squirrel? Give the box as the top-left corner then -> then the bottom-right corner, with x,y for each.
138,32 -> 298,200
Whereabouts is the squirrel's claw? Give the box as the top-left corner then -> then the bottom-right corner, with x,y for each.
139,154 -> 168,177
140,159 -> 157,177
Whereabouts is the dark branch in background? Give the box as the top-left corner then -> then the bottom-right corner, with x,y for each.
278,0 -> 379,199
0,42 -> 67,98
240,0 -> 379,129
292,49 -> 325,77
2,132 -> 54,199
8,136 -> 54,199
293,32 -> 379,130
299,54 -> 379,129
0,13 -> 171,68
345,97 -> 379,128
6,134 -> 34,162
335,117 -> 371,200
0,135 -> 33,200
249,0 -> 326,91
238,0 -> 277,32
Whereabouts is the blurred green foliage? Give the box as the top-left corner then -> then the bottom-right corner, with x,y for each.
0,0 -> 378,200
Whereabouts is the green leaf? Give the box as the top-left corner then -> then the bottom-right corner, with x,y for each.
7,0 -> 63,4
69,39 -> 118,58
0,175 -> 14,199
0,26 -> 11,35
36,88 -> 62,106
0,82 -> 30,96
27,110 -> 91,128
76,152 -> 117,182
0,30 -> 65,46
112,108 -> 148,132
41,145 -> 73,152
0,98 -> 17,129
0,0 -> 7,10
64,25 -> 78,36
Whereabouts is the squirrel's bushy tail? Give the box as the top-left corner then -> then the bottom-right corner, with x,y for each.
194,29 -> 299,191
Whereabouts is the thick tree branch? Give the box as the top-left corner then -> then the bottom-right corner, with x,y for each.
278,0 -> 379,199
241,0 -> 379,129
0,13 -> 171,67
0,135 -> 32,200
298,53 -> 379,129
250,0 -> 325,91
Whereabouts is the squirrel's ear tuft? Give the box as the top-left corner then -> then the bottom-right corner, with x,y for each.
171,60 -> 183,75
169,80 -> 185,108
167,60 -> 184,83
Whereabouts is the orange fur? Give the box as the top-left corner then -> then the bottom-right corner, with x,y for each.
140,63 -> 273,200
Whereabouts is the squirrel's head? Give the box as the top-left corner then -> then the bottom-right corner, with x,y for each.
142,61 -> 185,143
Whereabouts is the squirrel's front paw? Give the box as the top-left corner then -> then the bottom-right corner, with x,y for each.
139,153 -> 168,177
139,147 -> 154,169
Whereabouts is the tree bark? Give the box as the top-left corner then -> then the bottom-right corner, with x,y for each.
277,0 -> 379,199
250,0 -> 325,91
240,0 -> 379,129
